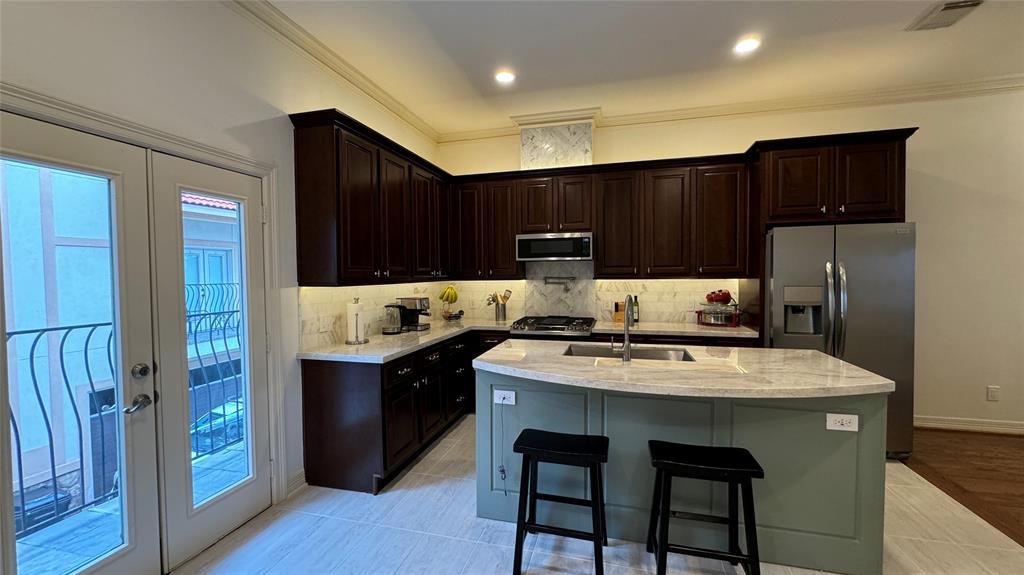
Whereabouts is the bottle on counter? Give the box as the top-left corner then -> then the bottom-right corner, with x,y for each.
633,296 -> 640,323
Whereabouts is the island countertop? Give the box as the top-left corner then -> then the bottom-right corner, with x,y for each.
472,339 -> 893,398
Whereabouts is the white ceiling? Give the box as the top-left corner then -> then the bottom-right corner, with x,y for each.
271,0 -> 1024,138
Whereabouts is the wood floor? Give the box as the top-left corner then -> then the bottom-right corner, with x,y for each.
904,428 -> 1024,547
175,416 -> 1024,575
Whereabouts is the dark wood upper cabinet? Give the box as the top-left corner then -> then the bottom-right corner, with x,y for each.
410,166 -> 436,279
766,147 -> 832,220
594,172 -> 641,278
518,177 -> 554,233
834,141 -> 902,220
380,152 -> 411,280
555,175 -> 592,232
453,183 -> 483,278
339,131 -> 380,282
695,164 -> 747,277
642,167 -> 693,277
485,181 -> 521,279
434,180 -> 451,278
294,125 -> 339,286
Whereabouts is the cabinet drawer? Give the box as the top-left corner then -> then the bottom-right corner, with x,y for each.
385,357 -> 416,387
445,336 -> 473,357
416,346 -> 445,370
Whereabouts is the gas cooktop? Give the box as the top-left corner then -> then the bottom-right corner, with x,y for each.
510,316 -> 596,337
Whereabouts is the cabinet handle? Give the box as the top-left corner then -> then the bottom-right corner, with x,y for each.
397,367 -> 411,376
633,266 -> 637,275
489,269 -> 493,276
647,267 -> 651,274
699,266 -> 703,274
414,380 -> 420,389
455,367 -> 465,374
839,205 -> 846,213
375,270 -> 381,277
484,339 -> 500,344
384,269 -> 390,278
820,205 -> 826,214
453,344 -> 465,350
478,270 -> 483,276
427,353 -> 440,361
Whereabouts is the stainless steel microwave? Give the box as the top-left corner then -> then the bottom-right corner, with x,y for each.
515,232 -> 592,261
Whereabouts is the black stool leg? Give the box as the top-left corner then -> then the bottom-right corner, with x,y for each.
513,454 -> 531,575
527,457 -> 539,526
596,463 -> 608,546
741,478 -> 761,575
728,480 -> 739,565
656,471 -> 672,575
588,463 -> 605,575
645,468 -> 662,553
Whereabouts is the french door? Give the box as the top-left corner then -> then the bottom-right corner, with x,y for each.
0,113 -> 271,575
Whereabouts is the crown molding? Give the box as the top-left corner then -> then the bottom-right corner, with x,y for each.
225,0 -> 440,142
437,74 -> 1024,144
0,81 -> 274,174
511,107 -> 602,127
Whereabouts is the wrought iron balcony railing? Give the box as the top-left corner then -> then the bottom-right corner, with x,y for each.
7,283 -> 243,538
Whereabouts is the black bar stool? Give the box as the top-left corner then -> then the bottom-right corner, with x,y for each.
645,440 -> 765,575
512,428 -> 609,575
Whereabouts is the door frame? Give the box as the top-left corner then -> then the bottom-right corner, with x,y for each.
0,82 -> 290,573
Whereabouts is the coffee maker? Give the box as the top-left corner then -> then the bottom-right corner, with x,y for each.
395,297 -> 431,332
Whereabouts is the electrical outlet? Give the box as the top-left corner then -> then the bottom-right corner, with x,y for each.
826,413 -> 859,432
986,386 -> 1001,402
493,389 -> 516,405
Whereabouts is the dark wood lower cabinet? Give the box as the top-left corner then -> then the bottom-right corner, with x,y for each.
418,370 -> 446,441
383,378 -> 420,469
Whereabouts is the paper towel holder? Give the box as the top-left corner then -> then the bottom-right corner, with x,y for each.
344,297 -> 370,345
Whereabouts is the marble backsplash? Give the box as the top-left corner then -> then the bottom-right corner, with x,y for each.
299,262 -> 740,348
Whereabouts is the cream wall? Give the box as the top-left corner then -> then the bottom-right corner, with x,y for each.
0,0 -> 441,482
439,92 -> 1024,428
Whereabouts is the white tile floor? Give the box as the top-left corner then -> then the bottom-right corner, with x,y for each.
175,416 -> 1024,575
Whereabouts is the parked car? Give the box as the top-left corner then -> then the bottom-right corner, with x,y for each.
190,400 -> 245,454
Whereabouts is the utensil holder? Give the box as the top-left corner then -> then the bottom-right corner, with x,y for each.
495,302 -> 506,322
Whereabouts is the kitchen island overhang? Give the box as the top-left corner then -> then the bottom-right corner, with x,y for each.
473,340 -> 894,575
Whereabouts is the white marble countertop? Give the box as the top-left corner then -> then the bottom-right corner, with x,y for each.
472,339 -> 894,398
297,318 -> 759,364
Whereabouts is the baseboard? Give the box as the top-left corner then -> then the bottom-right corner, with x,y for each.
286,470 -> 307,497
914,415 -> 1024,435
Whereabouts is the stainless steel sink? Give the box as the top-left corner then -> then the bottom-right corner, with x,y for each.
563,344 -> 695,362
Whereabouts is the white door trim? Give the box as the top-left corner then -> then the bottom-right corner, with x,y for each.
0,82 -> 290,511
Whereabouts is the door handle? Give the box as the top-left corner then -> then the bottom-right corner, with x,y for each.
837,262 -> 849,359
123,393 -> 152,415
825,260 -> 835,355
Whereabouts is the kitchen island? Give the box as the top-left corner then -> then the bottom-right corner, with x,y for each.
473,339 -> 894,575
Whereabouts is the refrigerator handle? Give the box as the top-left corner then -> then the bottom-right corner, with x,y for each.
825,260 -> 835,355
838,261 -> 849,358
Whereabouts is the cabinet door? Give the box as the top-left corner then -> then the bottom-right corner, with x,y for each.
444,362 -> 470,421
555,175 -> 592,232
434,180 -> 451,278
593,172 -> 641,277
519,177 -> 554,233
380,152 -> 411,280
834,142 -> 901,220
294,125 -> 339,285
339,131 -> 380,282
384,379 -> 419,469
486,181 -> 521,279
453,183 -> 483,278
411,167 -> 436,279
642,167 -> 693,277
418,371 -> 446,441
695,164 -> 747,277
766,147 -> 832,220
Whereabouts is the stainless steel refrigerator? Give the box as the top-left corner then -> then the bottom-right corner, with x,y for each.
766,223 -> 915,458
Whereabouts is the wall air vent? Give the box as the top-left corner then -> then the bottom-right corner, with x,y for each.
906,1 -> 984,31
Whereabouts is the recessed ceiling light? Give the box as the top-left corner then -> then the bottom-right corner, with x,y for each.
733,35 -> 762,56
494,69 -> 516,85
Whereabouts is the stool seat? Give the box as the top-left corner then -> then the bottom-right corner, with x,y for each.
649,440 -> 764,480
514,429 -> 610,464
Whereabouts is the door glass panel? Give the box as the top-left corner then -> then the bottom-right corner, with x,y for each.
181,191 -> 249,506
2,158 -> 125,574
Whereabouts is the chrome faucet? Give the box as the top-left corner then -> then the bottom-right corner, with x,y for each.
612,294 -> 635,362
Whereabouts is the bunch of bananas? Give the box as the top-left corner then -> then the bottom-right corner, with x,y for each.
439,284 -> 459,304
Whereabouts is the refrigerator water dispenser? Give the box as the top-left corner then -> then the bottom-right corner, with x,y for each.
783,286 -> 823,335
